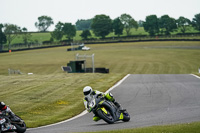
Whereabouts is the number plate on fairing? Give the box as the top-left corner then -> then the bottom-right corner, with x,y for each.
0,118 -> 6,124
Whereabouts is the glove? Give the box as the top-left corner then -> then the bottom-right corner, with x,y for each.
87,107 -> 92,113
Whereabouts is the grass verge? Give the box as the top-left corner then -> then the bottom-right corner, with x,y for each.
0,73 -> 124,127
77,121 -> 200,133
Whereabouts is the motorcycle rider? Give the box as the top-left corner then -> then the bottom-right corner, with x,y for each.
0,101 -> 20,122
83,86 -> 123,122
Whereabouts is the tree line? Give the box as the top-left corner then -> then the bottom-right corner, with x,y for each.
50,13 -> 200,41
0,13 -> 200,50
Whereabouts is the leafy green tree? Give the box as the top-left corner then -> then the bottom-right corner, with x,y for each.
51,22 -> 64,41
55,21 -> 63,31
0,24 -> 7,51
4,23 -> 21,50
91,14 -> 112,39
51,30 -> 63,41
159,15 -> 177,35
21,27 -> 32,47
35,15 -> 54,32
62,23 -> 76,40
192,13 -> 200,31
75,19 -> 92,30
112,17 -> 124,37
51,22 -> 76,41
80,30 -> 91,40
143,15 -> 159,36
177,16 -> 191,33
120,13 -> 138,35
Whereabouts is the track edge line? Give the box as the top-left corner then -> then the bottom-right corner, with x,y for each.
190,74 -> 200,79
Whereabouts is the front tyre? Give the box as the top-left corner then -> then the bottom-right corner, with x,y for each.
97,108 -> 115,124
14,115 -> 26,133
122,111 -> 130,122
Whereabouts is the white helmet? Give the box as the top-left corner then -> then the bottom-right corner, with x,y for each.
83,86 -> 93,96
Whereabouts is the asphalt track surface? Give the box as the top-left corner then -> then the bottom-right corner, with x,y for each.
26,74 -> 200,133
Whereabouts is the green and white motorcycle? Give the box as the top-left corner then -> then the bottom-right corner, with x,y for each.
88,94 -> 130,124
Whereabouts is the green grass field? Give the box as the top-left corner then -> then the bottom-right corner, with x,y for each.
0,41 -> 200,130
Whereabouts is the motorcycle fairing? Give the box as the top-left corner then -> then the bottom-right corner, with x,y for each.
119,113 -> 124,120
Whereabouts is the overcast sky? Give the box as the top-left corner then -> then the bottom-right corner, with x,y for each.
1,0 -> 200,31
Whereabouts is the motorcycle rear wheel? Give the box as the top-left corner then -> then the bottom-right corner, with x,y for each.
97,108 -> 115,124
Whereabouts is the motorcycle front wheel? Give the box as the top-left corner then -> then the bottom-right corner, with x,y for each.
13,115 -> 26,133
122,111 -> 130,122
97,107 -> 115,124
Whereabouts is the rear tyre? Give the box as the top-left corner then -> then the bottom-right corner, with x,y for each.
97,108 -> 115,124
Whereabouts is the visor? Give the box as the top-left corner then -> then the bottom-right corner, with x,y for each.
84,90 -> 91,96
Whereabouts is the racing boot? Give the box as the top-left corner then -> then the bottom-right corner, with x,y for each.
4,123 -> 14,131
93,114 -> 101,122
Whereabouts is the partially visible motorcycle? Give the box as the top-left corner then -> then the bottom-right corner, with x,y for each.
0,107 -> 26,133
88,94 -> 130,124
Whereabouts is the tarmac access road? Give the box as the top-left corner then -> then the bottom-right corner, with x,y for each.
27,74 -> 200,133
